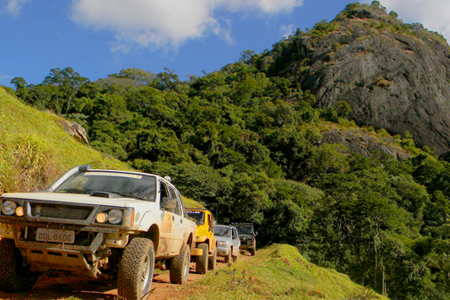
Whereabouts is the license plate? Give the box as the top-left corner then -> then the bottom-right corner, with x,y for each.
36,228 -> 75,244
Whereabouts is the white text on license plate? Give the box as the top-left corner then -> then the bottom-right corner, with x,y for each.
36,228 -> 75,244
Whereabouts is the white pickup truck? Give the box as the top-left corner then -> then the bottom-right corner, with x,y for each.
0,165 -> 197,300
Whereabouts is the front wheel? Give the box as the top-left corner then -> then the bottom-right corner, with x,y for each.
225,247 -> 232,264
196,243 -> 209,274
118,238 -> 155,300
0,239 -> 39,293
249,246 -> 256,256
232,251 -> 239,262
170,245 -> 191,284
208,246 -> 217,270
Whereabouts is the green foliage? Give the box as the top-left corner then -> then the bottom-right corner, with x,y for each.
309,19 -> 341,38
8,18 -> 450,298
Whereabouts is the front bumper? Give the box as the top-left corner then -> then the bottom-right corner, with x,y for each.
217,245 -> 230,256
0,222 -> 129,278
240,238 -> 255,250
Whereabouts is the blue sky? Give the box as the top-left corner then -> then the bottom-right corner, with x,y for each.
1,0 -> 448,86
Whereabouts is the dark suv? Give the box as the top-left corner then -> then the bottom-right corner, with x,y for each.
232,223 -> 256,256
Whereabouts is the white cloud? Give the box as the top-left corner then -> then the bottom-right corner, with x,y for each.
280,24 -> 296,38
71,0 -> 303,52
380,0 -> 450,42
0,73 -> 12,84
3,0 -> 30,17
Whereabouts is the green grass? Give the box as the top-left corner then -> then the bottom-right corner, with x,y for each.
181,244 -> 389,300
0,88 -> 132,193
183,196 -> 205,208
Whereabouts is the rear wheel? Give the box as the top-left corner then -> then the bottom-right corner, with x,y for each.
196,243 -> 208,274
0,239 -> 39,293
118,238 -> 155,300
170,245 -> 191,284
208,246 -> 217,270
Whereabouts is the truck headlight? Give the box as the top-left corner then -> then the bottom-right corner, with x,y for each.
2,200 -> 17,216
108,209 -> 123,224
96,212 -> 108,223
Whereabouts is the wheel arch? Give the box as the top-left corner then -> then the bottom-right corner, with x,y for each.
145,224 -> 160,254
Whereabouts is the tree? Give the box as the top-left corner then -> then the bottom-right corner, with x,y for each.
42,67 -> 89,114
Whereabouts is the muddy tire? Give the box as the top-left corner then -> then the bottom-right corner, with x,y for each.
208,246 -> 217,270
170,245 -> 191,284
0,239 -> 39,293
225,247 -> 232,264
196,243 -> 209,274
118,238 -> 155,300
232,251 -> 239,262
249,246 -> 256,256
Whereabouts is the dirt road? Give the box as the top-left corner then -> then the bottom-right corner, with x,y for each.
0,253 -> 253,300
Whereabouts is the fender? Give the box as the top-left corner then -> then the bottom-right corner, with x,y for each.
135,207 -> 161,231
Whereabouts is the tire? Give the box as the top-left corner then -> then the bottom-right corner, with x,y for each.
118,238 -> 155,300
208,246 -> 217,270
0,239 -> 39,293
225,247 -> 232,264
249,246 -> 256,256
196,243 -> 208,274
232,251 -> 239,262
170,244 -> 191,285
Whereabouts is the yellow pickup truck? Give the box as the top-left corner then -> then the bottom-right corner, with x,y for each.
186,208 -> 218,274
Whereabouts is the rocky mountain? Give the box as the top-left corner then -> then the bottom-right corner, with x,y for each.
268,2 -> 450,155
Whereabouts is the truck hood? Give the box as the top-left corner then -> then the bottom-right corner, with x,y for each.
1,192 -> 149,208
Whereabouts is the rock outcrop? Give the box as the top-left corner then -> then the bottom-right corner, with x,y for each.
272,3 -> 450,155
58,119 -> 89,144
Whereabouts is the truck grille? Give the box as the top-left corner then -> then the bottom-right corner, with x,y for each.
30,203 -> 93,220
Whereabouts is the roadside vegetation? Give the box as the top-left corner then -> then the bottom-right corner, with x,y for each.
182,244 -> 387,300
0,87 -> 130,193
3,2 -> 450,299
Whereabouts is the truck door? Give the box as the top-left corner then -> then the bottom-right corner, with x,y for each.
232,227 -> 240,256
159,181 -> 178,257
168,186 -> 184,251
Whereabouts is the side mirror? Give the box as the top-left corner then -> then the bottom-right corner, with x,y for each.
211,220 -> 217,228
162,197 -> 177,210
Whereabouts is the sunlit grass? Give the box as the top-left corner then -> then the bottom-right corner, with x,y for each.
0,88 -> 131,193
181,244 -> 389,300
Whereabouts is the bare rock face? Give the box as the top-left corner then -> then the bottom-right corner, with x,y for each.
58,119 -> 89,144
273,4 -> 450,155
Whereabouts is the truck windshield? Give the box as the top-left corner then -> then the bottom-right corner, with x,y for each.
54,171 -> 157,201
235,225 -> 253,234
186,211 -> 205,224
214,227 -> 231,237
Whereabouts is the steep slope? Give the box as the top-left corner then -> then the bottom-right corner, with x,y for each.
182,244 -> 388,300
269,2 -> 450,155
0,87 -> 131,193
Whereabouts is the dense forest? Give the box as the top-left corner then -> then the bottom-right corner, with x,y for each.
4,2 -> 450,299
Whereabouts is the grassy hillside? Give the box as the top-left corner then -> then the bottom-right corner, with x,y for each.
182,244 -> 388,300
0,87 -> 132,193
